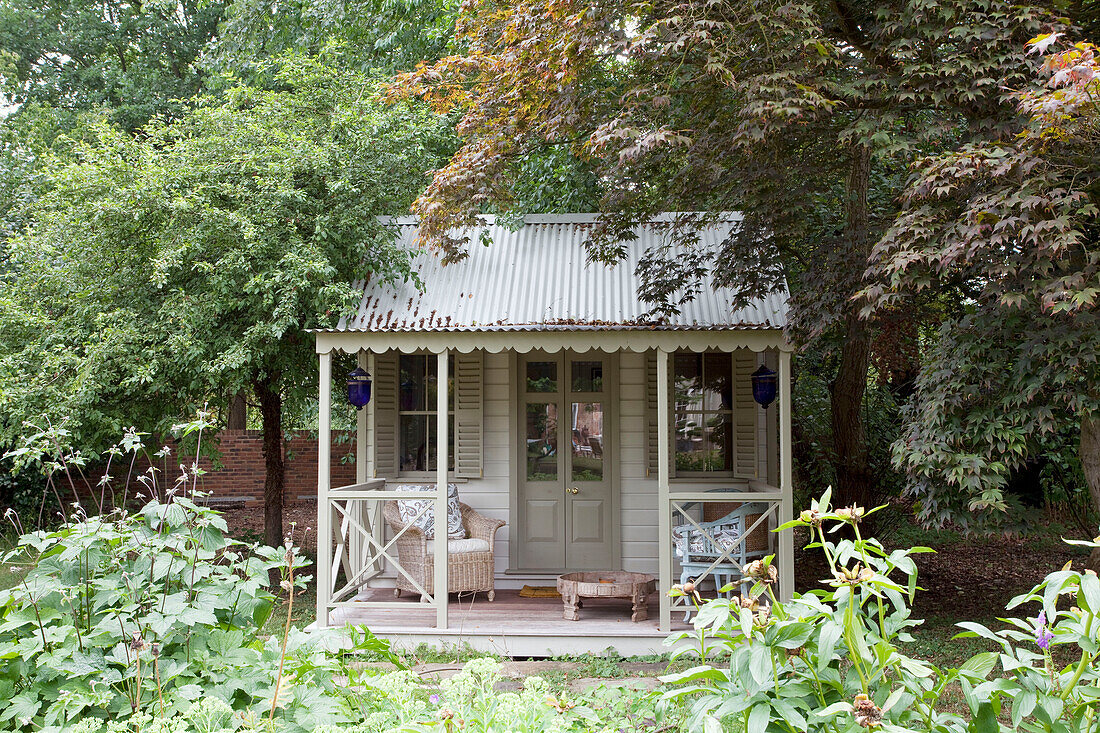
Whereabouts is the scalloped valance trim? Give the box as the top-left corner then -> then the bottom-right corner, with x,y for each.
314,329 -> 789,355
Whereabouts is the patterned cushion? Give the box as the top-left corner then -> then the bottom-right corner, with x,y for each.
394,483 -> 466,539
673,519 -> 742,560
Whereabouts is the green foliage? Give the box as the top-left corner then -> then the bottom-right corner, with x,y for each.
863,37 -> 1100,525
664,490 -> 1100,731
0,462 -> 43,527
313,657 -> 681,732
793,357 -> 907,507
215,0 -> 460,82
0,53 -> 453,456
0,496 -> 292,730
0,0 -> 226,131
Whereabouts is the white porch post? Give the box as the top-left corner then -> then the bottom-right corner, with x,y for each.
657,348 -> 671,632
778,349 -> 795,601
435,350 -> 450,629
356,350 -> 369,483
316,350 -> 333,627
352,350 -> 369,582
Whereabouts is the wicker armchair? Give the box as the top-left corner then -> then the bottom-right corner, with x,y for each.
382,501 -> 506,601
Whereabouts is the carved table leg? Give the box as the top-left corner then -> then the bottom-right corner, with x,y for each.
631,590 -> 649,622
562,589 -> 580,621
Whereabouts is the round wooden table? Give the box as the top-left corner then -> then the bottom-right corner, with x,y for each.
556,571 -> 657,622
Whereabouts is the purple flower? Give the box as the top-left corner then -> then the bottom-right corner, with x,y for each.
429,694 -> 440,705
1035,611 -> 1054,650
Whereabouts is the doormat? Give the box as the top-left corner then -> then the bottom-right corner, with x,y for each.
519,585 -> 561,598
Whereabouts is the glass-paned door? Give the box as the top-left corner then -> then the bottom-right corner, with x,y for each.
518,352 -> 615,571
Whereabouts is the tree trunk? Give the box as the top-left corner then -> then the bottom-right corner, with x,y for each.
254,375 -> 285,550
228,391 -> 247,430
1082,413 -> 1100,571
830,144 -> 875,511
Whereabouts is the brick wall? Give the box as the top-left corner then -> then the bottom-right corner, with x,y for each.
73,430 -> 358,507
196,430 -> 358,505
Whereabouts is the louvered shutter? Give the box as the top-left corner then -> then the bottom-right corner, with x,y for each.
454,351 -> 483,478
645,351 -> 673,478
733,351 -> 759,477
372,350 -> 399,478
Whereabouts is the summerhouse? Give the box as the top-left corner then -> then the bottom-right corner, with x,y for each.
311,214 -> 794,656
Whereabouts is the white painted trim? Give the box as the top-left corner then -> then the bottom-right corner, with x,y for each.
656,348 -> 671,632
316,330 -> 789,356
356,350 -> 368,484
778,351 -> 795,602
435,351 -> 450,629
316,351 -> 333,627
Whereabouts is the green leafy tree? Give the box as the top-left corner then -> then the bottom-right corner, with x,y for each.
214,0 -> 459,82
390,0 -> 1064,511
0,55 -> 454,544
862,37 -> 1100,543
0,0 -> 226,132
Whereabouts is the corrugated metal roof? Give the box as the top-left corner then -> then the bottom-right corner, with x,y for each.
335,214 -> 787,333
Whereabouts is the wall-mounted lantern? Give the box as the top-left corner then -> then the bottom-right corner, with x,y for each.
751,365 -> 777,409
347,367 -> 373,410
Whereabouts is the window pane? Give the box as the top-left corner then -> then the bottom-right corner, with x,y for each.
400,355 -> 454,411
571,360 -> 603,392
424,356 -> 455,412
675,413 -> 732,472
674,353 -> 704,411
399,355 -> 427,412
526,361 -> 557,392
571,402 -> 603,480
703,353 -> 733,410
400,414 -> 428,471
675,352 -> 732,412
425,415 -> 455,472
526,403 -> 558,481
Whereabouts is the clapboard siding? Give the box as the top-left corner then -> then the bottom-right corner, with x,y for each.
373,347 -> 772,587
618,351 -> 659,574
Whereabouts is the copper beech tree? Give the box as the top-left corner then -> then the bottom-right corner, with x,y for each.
390,0 -> 1061,511
862,37 -> 1100,542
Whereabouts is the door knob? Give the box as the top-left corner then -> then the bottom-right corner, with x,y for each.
569,487 -> 580,494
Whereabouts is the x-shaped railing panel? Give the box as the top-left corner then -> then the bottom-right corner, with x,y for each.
669,500 -> 778,612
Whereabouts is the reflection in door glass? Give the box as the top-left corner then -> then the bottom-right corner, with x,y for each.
571,361 -> 603,392
526,403 -> 558,480
571,402 -> 603,480
526,361 -> 557,392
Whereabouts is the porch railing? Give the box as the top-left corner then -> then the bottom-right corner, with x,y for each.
317,478 -> 450,627
665,482 -> 784,622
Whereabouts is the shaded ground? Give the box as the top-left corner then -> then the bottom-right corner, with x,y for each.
221,500 -> 318,555
792,521 -> 1088,624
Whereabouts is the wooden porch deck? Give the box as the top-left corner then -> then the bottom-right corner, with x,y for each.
323,588 -> 695,657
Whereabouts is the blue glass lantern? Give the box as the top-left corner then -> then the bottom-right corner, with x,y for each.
751,365 -> 777,409
347,367 -> 373,410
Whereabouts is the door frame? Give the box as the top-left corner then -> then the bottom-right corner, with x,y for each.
507,349 -> 621,574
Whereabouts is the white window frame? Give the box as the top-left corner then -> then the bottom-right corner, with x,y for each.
673,350 -> 737,478
397,353 -> 456,479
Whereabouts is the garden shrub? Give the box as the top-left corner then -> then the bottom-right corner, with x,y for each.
0,417 -> 683,732
664,489 -> 1100,732
0,495 -> 336,731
